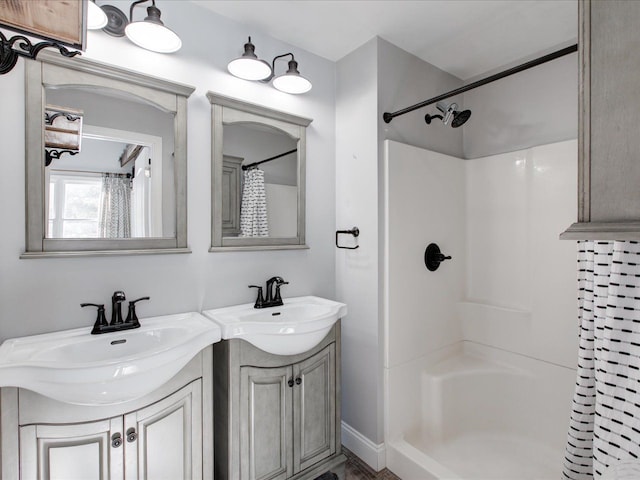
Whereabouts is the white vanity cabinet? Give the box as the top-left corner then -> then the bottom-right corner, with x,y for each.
214,323 -> 345,480
1,347 -> 213,480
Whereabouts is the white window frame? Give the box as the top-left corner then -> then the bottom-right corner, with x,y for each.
48,172 -> 102,238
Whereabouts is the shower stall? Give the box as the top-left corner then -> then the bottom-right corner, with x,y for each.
383,139 -> 578,479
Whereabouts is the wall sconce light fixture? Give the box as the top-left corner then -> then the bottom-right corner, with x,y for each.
227,37 -> 312,94
93,0 -> 181,53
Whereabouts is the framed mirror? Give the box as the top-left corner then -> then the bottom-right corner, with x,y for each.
207,93 -> 312,251
22,50 -> 195,257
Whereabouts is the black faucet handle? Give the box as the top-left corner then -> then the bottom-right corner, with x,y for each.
130,296 -> 150,305
125,297 -> 149,327
81,303 -> 108,334
249,285 -> 265,308
273,281 -> 288,303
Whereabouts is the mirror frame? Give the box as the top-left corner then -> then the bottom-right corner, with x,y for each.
22,50 -> 195,258
207,93 -> 312,251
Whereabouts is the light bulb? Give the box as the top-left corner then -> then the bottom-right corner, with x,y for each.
273,74 -> 312,94
125,21 -> 181,53
87,1 -> 108,30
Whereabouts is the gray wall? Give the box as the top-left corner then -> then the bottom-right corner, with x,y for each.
335,36 -> 466,448
224,124 -> 298,186
462,52 -> 578,159
378,38 -> 465,159
0,1 -> 336,343
335,38 -> 381,445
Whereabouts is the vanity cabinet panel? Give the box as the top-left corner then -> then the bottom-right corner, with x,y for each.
213,323 -> 345,480
19,418 -> 122,480
293,344 -> 336,473
16,381 -> 201,480
125,380 -> 202,480
240,366 -> 292,480
562,0 -> 640,239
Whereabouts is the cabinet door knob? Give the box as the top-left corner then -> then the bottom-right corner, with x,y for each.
295,377 -> 302,385
126,428 -> 138,443
288,378 -> 294,388
111,433 -> 122,448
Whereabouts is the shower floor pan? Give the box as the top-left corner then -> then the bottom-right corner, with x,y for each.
399,430 -> 559,479
386,343 -> 575,480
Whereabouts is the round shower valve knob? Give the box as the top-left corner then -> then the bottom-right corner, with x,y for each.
424,243 -> 452,271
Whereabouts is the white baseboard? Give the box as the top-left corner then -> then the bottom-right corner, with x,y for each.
341,421 -> 386,471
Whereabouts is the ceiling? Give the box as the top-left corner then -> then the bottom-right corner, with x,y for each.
194,0 -> 577,80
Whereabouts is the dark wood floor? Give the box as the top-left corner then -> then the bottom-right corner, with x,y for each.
344,447 -> 401,480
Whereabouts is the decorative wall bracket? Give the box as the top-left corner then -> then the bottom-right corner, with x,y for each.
44,106 -> 83,166
0,31 -> 80,75
45,149 -> 79,167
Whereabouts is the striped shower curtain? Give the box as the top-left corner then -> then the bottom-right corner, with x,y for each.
240,168 -> 269,237
564,241 -> 640,479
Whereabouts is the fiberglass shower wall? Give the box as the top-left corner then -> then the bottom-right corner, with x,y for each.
384,138 -> 578,443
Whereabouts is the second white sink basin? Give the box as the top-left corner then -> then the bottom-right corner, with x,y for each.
0,312 -> 221,406
202,295 -> 347,355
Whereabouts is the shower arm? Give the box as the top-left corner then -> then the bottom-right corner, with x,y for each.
424,114 -> 443,124
382,43 -> 578,123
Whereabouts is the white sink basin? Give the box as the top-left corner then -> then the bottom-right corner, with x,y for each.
0,312 -> 221,406
202,296 -> 347,355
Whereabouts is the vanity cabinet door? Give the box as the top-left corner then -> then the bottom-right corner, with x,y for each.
239,365 -> 293,480
292,344 -> 336,473
19,417 -> 124,480
124,380 -> 202,480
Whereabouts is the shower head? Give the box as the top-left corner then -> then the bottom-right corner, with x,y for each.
425,101 -> 472,128
451,109 -> 471,128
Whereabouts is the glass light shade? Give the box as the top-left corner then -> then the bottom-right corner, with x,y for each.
227,57 -> 272,81
125,21 -> 182,53
87,2 -> 108,30
273,73 -> 312,94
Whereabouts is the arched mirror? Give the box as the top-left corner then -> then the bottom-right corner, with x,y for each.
23,51 -> 194,257
207,93 -> 312,251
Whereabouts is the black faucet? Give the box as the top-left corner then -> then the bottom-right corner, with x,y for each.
82,291 -> 150,334
111,291 -> 126,325
249,276 -> 289,309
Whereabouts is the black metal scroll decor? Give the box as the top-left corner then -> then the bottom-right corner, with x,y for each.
0,31 -> 81,75
45,149 -> 79,167
336,227 -> 360,250
45,111 -> 82,125
44,110 -> 83,166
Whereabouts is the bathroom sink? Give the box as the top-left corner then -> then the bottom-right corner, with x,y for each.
0,312 -> 221,405
202,295 -> 347,355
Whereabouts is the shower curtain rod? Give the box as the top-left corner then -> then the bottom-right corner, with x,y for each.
242,148 -> 297,170
382,43 -> 578,123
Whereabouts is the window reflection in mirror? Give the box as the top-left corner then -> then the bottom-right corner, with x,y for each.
222,123 -> 298,239
44,88 -> 175,239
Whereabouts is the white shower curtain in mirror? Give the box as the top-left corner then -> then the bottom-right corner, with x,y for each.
99,173 -> 131,238
240,168 -> 269,237
564,241 -> 640,479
